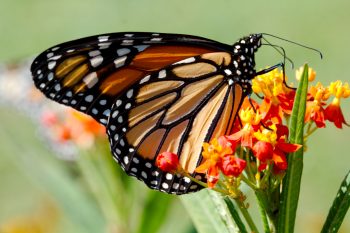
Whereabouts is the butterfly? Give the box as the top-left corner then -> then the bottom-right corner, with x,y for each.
31,32 -> 277,194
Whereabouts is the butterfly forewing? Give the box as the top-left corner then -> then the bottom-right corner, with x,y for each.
31,32 -> 230,125
106,52 -> 245,194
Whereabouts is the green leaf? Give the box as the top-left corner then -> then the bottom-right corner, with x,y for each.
321,170 -> 350,233
223,197 -> 248,233
277,64 -> 309,233
180,189 -> 239,233
135,191 -> 174,233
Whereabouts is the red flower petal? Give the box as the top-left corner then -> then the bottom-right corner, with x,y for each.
272,149 -> 288,171
218,136 -> 237,153
277,90 -> 296,114
276,140 -> 302,153
261,98 -> 283,124
252,141 -> 273,162
308,102 -> 326,128
258,163 -> 267,171
325,103 -> 349,129
275,124 -> 289,139
207,165 -> 219,188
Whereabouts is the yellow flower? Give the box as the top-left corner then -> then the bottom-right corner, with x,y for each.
239,107 -> 262,126
328,81 -> 350,103
309,82 -> 330,103
254,125 -> 278,145
253,68 -> 290,100
296,66 -> 316,82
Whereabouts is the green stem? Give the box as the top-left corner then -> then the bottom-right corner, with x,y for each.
235,198 -> 259,233
260,162 -> 273,188
243,148 -> 255,181
304,124 -> 318,138
255,191 -> 275,233
77,149 -> 125,231
241,175 -> 257,190
183,173 -> 230,195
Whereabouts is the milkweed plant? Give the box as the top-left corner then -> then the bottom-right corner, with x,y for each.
155,65 -> 350,233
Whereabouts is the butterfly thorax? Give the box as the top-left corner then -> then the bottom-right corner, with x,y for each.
229,34 -> 262,93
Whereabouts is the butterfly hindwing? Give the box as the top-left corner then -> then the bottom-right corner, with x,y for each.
106,52 -> 246,194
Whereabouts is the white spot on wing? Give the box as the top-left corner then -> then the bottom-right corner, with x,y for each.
166,174 -> 173,180
126,89 -> 133,98
174,57 -> 195,65
98,35 -> 109,42
48,61 -> 56,70
54,84 -> 61,91
47,73 -> 54,81
85,95 -> 94,102
114,56 -> 127,68
139,75 -> 150,84
134,45 -> 149,52
121,40 -> 133,45
90,56 -> 103,67
158,69 -> 166,79
116,99 -> 122,106
117,48 -> 130,56
89,50 -> 101,57
98,42 -> 112,49
224,69 -> 232,75
50,55 -> 62,60
125,103 -> 131,109
123,156 -> 129,164
83,72 -> 98,88
151,37 -> 162,42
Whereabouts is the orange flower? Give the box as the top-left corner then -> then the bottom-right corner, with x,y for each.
253,125 -> 302,171
228,107 -> 262,148
40,109 -> 105,149
305,82 -> 330,128
195,137 -> 237,187
324,81 -> 350,128
253,68 -> 295,124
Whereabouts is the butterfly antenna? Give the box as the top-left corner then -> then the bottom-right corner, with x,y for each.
261,33 -> 323,59
262,38 -> 294,69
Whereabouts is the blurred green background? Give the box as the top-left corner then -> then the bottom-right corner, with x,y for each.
0,0 -> 349,232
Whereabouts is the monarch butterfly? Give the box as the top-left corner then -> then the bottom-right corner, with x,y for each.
31,32 -> 285,194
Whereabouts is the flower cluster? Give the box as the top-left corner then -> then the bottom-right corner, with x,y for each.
41,108 -> 105,149
155,66 -> 349,196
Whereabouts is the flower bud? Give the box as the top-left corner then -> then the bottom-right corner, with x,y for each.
155,152 -> 180,173
252,141 -> 273,162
